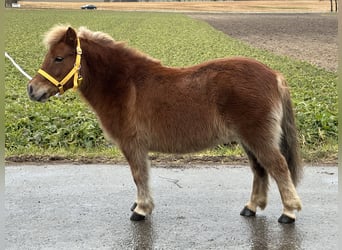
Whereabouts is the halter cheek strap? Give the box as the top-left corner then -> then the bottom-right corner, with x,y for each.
38,37 -> 83,95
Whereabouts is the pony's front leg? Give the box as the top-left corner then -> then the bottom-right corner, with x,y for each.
122,148 -> 154,221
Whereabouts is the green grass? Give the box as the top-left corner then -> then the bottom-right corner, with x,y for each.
5,9 -> 337,163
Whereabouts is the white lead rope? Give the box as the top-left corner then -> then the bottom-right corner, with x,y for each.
5,52 -> 61,97
5,52 -> 32,80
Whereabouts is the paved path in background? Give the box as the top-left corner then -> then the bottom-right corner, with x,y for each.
6,164 -> 337,249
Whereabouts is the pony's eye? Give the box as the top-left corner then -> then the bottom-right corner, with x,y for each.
55,56 -> 64,63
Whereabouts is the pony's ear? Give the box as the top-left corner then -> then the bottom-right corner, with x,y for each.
64,27 -> 77,48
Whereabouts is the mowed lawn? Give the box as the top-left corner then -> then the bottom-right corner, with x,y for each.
5,9 -> 337,162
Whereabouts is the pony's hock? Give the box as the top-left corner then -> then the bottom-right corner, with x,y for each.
28,25 -> 303,224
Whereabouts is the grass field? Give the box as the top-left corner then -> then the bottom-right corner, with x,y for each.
5,9 -> 337,163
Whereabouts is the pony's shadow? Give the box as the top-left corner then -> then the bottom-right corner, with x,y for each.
244,216 -> 303,249
129,217 -> 156,249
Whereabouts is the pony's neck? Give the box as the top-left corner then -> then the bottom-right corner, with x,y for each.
77,38 -> 160,109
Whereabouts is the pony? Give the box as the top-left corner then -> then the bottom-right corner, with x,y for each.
27,25 -> 303,223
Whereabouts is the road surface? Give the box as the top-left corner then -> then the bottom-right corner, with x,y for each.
6,164 -> 337,249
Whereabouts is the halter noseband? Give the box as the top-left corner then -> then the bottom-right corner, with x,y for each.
37,37 -> 83,95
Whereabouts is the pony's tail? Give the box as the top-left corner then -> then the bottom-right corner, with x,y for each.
279,77 -> 303,186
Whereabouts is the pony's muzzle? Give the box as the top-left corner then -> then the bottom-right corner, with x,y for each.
27,80 -> 55,103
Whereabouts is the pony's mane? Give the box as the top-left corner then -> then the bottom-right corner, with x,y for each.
78,26 -> 115,45
43,25 -> 115,48
43,25 -> 160,63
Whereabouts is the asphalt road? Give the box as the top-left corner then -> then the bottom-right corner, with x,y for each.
5,164 -> 337,249
5,12 -> 337,250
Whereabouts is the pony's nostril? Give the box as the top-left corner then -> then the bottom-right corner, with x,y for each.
28,84 -> 33,95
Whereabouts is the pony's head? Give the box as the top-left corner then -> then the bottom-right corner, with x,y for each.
28,25 -> 82,102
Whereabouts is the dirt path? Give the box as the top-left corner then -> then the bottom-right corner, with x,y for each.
19,1 -> 332,13
189,13 -> 338,71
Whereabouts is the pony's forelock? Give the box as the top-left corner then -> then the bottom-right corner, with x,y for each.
43,24 -> 70,49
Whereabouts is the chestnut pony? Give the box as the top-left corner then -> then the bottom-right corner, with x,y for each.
28,25 -> 302,224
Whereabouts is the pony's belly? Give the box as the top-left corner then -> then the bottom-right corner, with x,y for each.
148,129 -> 236,154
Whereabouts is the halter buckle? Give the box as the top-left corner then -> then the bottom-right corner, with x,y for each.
76,46 -> 82,55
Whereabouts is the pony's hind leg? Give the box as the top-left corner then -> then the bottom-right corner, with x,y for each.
122,147 -> 154,221
252,146 -> 302,223
240,146 -> 269,217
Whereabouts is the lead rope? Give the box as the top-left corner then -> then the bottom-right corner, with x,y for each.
5,52 -> 32,80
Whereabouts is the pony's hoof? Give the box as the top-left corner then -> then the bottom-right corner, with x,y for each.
130,212 -> 146,221
240,206 -> 256,217
278,214 -> 295,224
130,202 -> 137,212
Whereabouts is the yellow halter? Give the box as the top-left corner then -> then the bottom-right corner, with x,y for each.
38,37 -> 83,95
